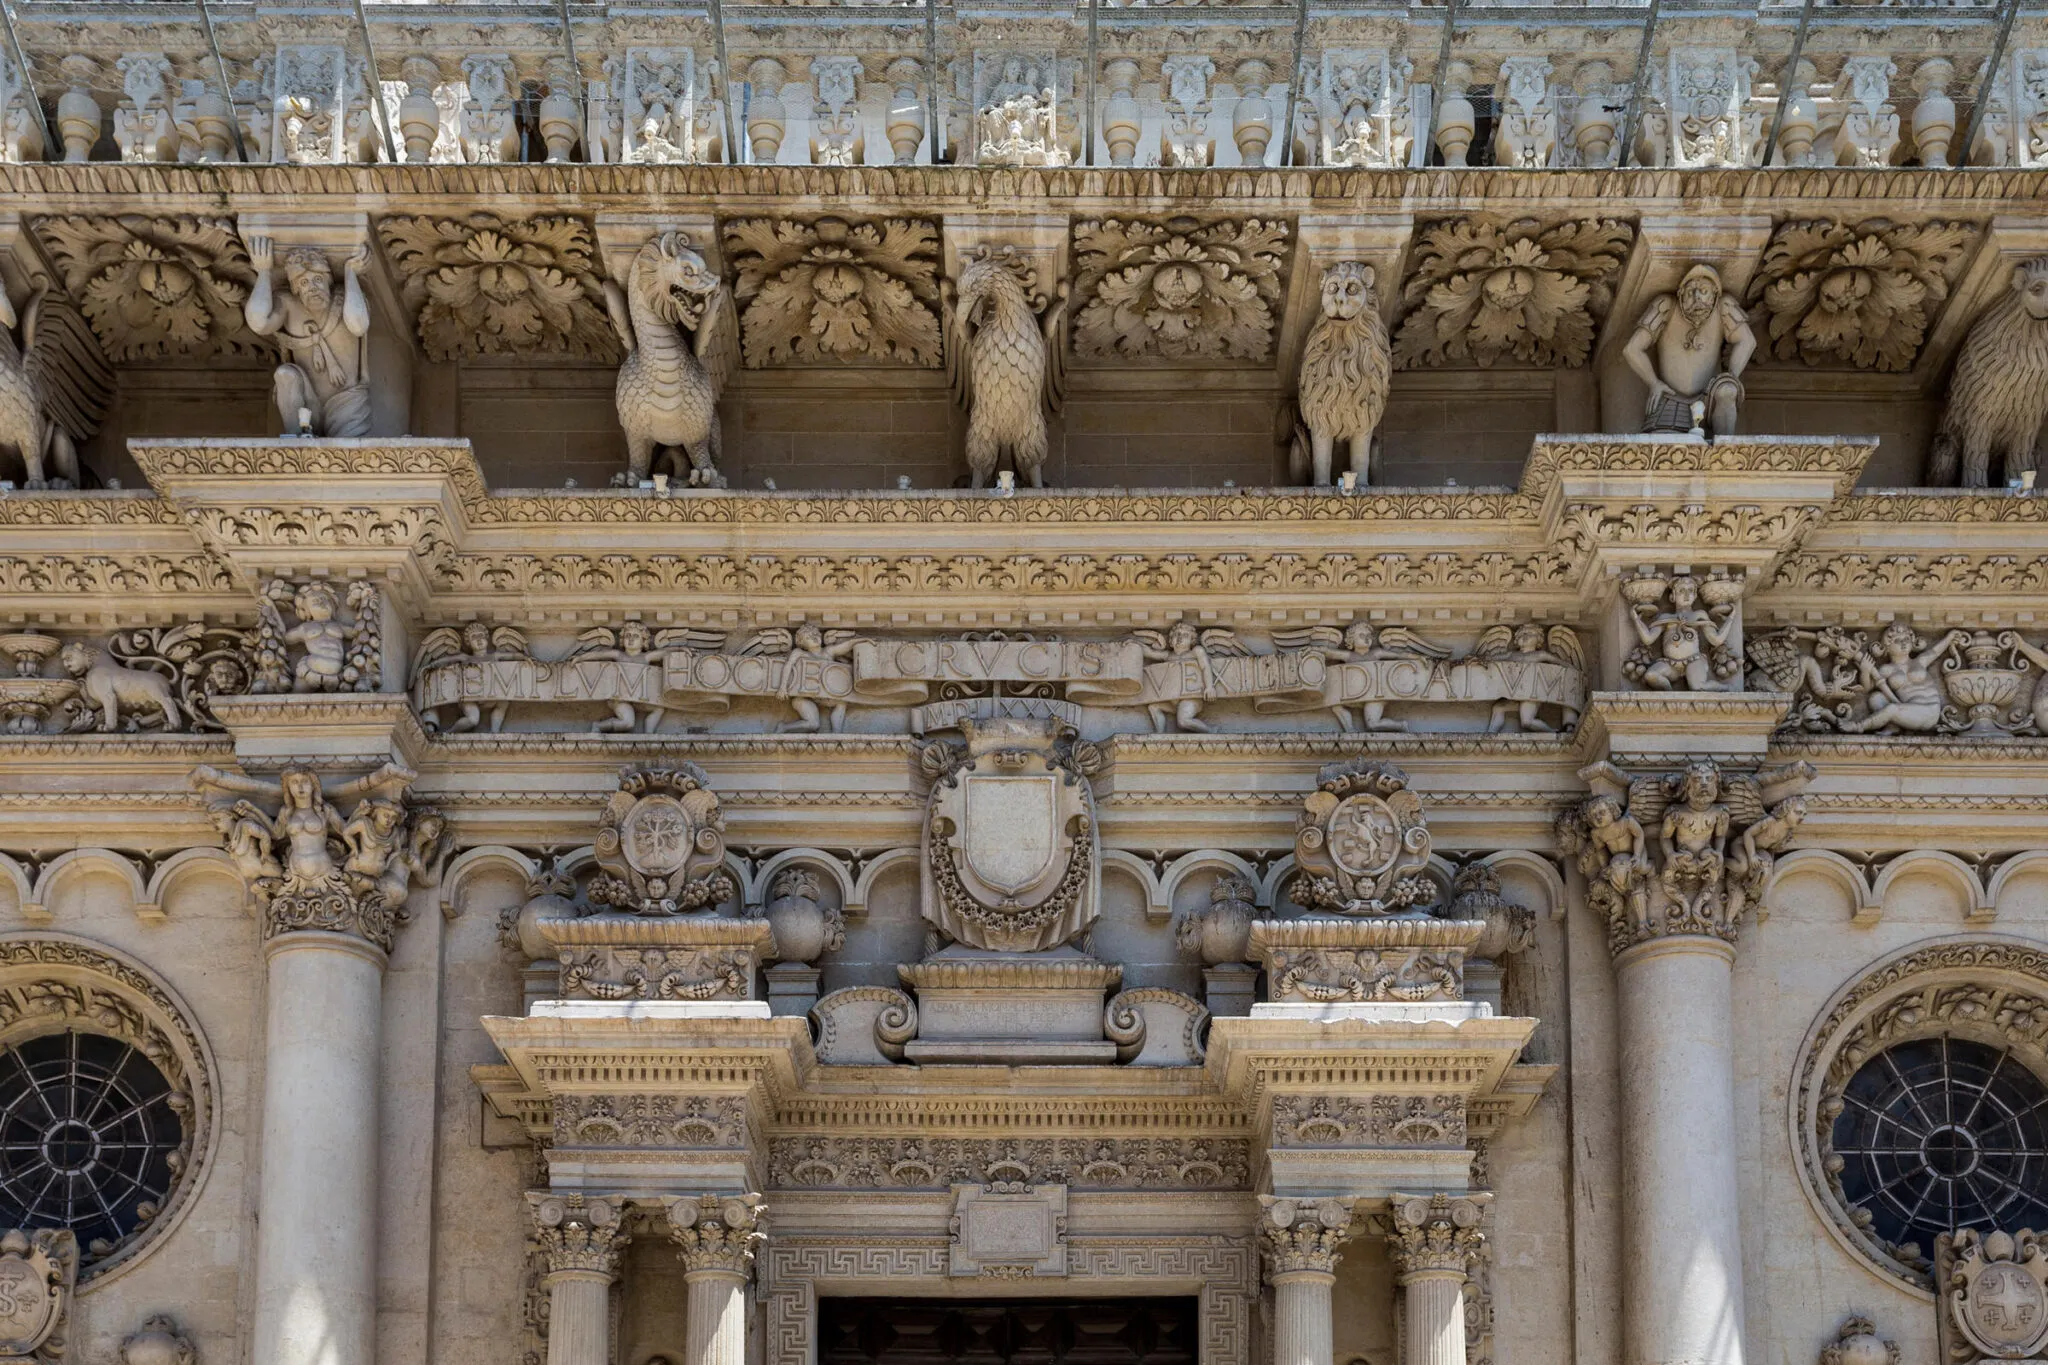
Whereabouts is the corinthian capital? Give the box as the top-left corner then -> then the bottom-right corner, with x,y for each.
1384,1192 -> 1488,1280
527,1192 -> 625,1277
664,1193 -> 766,1277
1257,1195 -> 1357,1277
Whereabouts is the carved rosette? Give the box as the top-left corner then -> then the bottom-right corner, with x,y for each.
32,214 -> 270,360
665,1193 -> 767,1278
1290,759 -> 1435,915
723,216 -> 943,368
554,1094 -> 748,1149
919,716 -> 1102,952
527,1193 -> 625,1278
590,765 -> 735,916
1744,218 -> 1978,372
1257,1195 -> 1357,1278
1069,217 -> 1290,363
1384,1192 -> 1487,1280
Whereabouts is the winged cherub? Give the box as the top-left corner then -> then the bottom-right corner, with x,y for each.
1278,623 -> 1453,732
1134,622 -> 1250,732
411,622 -> 532,734
1557,793 -> 1652,942
1471,623 -> 1585,733
566,622 -> 721,734
732,624 -> 864,732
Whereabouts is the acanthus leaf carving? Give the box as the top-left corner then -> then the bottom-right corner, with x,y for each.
1744,217 -> 1978,371
33,214 -> 268,360
376,213 -> 619,362
723,216 -> 942,368
1393,215 -> 1634,369
1071,216 -> 1289,363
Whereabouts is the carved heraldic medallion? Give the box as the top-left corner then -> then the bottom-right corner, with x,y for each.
1292,760 -> 1433,915
1939,1228 -> 2048,1363
920,715 -> 1102,952
590,765 -> 734,915
0,1229 -> 74,1361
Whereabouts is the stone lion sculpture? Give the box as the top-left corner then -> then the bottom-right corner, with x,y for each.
1926,256 -> 2048,487
60,641 -> 183,732
1291,261 -> 1391,487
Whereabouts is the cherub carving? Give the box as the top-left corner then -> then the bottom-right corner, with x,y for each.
1839,623 -> 1966,733
211,798 -> 283,886
567,622 -> 720,733
1471,623 -> 1584,732
733,624 -> 862,732
1622,570 -> 1741,692
255,579 -> 382,694
1133,622 -> 1249,732
244,236 -> 373,437
943,247 -> 1067,489
1556,793 -> 1651,942
1276,622 -> 1450,732
411,622 -> 531,733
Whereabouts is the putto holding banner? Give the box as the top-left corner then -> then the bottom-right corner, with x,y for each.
408,619 -> 1585,737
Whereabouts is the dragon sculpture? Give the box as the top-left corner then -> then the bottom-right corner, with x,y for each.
943,246 -> 1067,489
604,233 -> 738,489
0,279 -> 111,489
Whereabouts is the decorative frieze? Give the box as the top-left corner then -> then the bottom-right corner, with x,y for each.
1749,623 -> 2048,736
1269,1094 -> 1467,1148
1392,216 -> 1633,369
722,216 -> 942,368
1744,218 -> 1978,371
767,1136 -> 1252,1190
1252,917 -> 1476,1004
1069,217 -> 1289,363
1558,758 -> 1815,953
553,1093 -> 747,1148
376,214 -> 616,362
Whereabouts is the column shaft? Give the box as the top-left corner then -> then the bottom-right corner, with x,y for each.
1402,1271 -> 1467,1365
546,1269 -> 614,1365
252,933 -> 386,1365
1271,1269 -> 1335,1365
1616,937 -> 1745,1365
685,1268 -> 749,1365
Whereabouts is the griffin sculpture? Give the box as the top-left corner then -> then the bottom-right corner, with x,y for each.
604,233 -> 739,489
0,280 -> 110,489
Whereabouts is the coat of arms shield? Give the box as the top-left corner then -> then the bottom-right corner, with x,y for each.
0,1228 -> 73,1360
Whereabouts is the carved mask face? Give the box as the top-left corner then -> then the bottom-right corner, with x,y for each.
1150,261 -> 1205,314
1513,625 -> 1546,652
1168,623 -> 1198,652
795,625 -> 824,651
1321,268 -> 1369,321
1678,274 -> 1718,320
284,771 -> 318,807
1344,624 -> 1375,651
1668,577 -> 1698,610
619,623 -> 650,652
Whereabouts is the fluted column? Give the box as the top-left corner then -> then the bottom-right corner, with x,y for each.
1258,1196 -> 1357,1365
667,1194 -> 766,1365
1385,1193 -> 1487,1365
529,1194 -> 626,1365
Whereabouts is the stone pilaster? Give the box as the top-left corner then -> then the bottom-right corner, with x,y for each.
529,1193 -> 626,1365
666,1193 -> 766,1365
1258,1195 -> 1356,1365
1385,1193 -> 1488,1365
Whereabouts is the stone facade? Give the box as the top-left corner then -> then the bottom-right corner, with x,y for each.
0,3 -> 2046,1364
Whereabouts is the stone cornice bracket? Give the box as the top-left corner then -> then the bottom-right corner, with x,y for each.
125,437 -> 478,610
527,1191 -> 626,1278
1382,1191 -> 1489,1281
664,1193 -> 767,1278
1518,434 -> 1875,612
1256,1194 -> 1358,1279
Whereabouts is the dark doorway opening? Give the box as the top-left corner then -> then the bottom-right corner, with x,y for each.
817,1296 -> 1200,1363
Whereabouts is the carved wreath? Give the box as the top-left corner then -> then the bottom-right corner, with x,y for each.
1070,217 -> 1290,363
1393,215 -> 1634,369
722,217 -> 943,368
1744,218 -> 1978,372
377,213 -> 619,362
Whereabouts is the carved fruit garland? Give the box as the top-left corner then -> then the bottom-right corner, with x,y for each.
722,216 -> 943,367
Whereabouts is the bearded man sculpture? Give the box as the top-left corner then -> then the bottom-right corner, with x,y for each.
1622,264 -> 1756,438
1294,261 -> 1391,487
245,235 -> 374,438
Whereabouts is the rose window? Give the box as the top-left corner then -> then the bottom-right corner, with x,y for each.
0,1031 -> 185,1258
1831,1037 -> 2048,1254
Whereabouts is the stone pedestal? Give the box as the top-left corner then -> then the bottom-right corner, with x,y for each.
1202,962 -> 1258,1016
898,946 -> 1122,1064
253,930 -> 386,1365
1615,934 -> 1745,1365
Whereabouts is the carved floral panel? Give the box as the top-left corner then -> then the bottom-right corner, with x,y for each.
33,214 -> 269,360
1743,218 -> 1979,371
1069,217 -> 1291,363
1392,215 -> 1634,368
375,213 -> 618,362
722,216 -> 943,368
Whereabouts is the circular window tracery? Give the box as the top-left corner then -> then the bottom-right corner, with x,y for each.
0,1031 -> 186,1256
1831,1036 -> 2048,1255
1793,938 -> 2048,1293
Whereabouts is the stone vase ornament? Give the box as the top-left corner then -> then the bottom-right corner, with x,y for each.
763,865 -> 845,964
1175,873 -> 1256,966
121,1314 -> 199,1365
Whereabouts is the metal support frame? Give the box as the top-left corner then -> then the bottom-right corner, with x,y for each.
705,0 -> 739,163
1615,0 -> 1662,169
1760,0 -> 1819,167
0,0 -> 55,160
192,0 -> 250,163
925,0 -> 939,164
1960,0 -> 2025,167
1279,0 -> 1310,168
348,0 -> 398,163
1084,0 -> 1099,167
